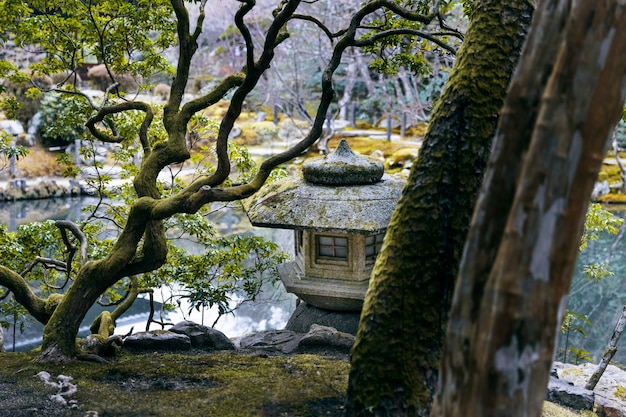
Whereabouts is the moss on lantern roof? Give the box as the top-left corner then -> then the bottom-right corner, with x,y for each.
243,139 -> 405,233
302,139 -> 384,185
242,174 -> 404,234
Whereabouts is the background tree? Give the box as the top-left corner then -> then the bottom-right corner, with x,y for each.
345,0 -> 535,415
0,0 -> 460,362
432,1 -> 626,415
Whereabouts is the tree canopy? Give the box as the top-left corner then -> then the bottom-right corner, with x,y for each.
0,0 -> 464,361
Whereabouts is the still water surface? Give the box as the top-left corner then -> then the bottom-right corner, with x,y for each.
0,196 -> 296,351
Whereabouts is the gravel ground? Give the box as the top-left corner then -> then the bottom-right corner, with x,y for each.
0,380 -> 84,417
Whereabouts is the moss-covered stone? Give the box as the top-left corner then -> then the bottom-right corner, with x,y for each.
614,385 -> 626,401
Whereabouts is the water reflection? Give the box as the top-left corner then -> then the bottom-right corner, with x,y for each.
0,195 -> 95,231
0,196 -> 296,350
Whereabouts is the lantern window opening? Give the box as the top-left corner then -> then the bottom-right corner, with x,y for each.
316,235 -> 348,260
365,233 -> 385,259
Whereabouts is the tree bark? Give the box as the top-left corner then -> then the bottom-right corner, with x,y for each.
432,1 -> 626,416
586,305 -> 626,391
345,1 -> 535,415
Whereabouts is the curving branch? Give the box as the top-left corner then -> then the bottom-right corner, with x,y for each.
235,0 -> 256,73
86,101 -> 154,156
94,277 -> 151,324
166,0 -> 196,117
56,220 -> 88,274
20,257 -> 67,277
151,0 -> 400,218
290,14 -> 337,42
0,266 -> 49,324
437,11 -> 464,40
110,0 -> 453,221
354,28 -> 459,55
201,0 -> 300,189
179,73 -> 246,123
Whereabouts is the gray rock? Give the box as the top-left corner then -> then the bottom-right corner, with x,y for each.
123,331 -> 191,352
239,330 -> 301,352
595,394 -> 626,417
554,361 -> 626,411
546,377 -> 594,411
285,302 -> 361,335
593,180 -> 611,199
293,324 -> 355,354
0,329 -> 4,353
0,120 -> 24,136
169,320 -> 235,350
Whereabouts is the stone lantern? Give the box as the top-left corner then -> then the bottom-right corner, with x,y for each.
243,139 -> 404,312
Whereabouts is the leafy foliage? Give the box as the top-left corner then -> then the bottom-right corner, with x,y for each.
36,93 -> 93,147
7,0 -> 175,80
0,130 -> 28,173
154,235 -> 288,325
557,204 -> 624,364
580,203 -> 624,251
559,310 -> 592,364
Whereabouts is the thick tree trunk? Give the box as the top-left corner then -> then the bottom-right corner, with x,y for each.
344,1 -> 535,415
432,1 -> 626,416
39,263 -> 109,361
39,203 -> 166,360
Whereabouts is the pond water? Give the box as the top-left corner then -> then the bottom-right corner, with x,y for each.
0,196 -> 296,351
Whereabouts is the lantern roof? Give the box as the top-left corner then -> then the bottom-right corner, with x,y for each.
243,140 -> 404,234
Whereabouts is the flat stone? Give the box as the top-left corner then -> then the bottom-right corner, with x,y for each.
239,330 -> 301,352
546,377 -> 594,411
123,331 -> 191,352
595,394 -> 626,417
285,302 -> 361,334
556,362 -> 626,406
293,324 -> 355,354
169,320 -> 235,351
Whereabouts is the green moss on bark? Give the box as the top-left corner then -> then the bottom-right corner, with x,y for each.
345,1 -> 536,415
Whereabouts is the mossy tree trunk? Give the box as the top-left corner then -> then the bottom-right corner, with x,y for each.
432,1 -> 626,415
345,1 -> 535,415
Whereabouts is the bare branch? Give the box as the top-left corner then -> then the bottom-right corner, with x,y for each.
20,257 -> 67,277
290,14 -> 337,43
180,73 -> 246,122
55,220 -> 88,281
191,0 -> 208,43
166,0 -> 196,116
353,28 -> 459,55
235,0 -> 256,73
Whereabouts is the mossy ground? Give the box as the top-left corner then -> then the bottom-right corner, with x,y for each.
541,402 -> 597,417
0,350 -> 597,417
0,350 -> 349,417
